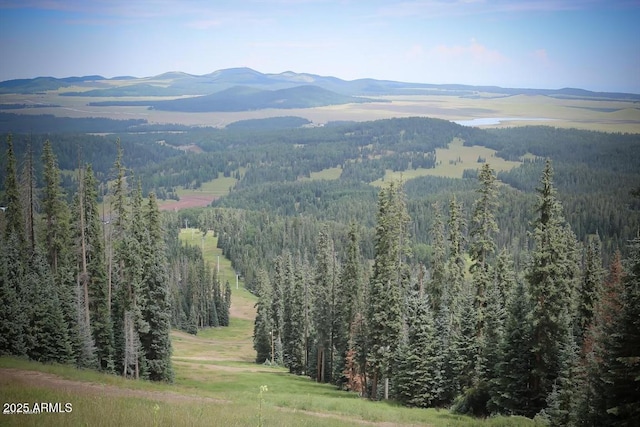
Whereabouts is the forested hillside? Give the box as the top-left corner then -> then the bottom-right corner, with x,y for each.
0,138 -> 229,382
1,115 -> 639,424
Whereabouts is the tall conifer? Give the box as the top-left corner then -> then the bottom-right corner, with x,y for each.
367,181 -> 411,398
526,159 -> 580,413
139,192 -> 174,382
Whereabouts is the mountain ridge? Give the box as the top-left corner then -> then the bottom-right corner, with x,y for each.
2,67 -> 639,100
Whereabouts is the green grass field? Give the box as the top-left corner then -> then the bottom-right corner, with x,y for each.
371,138 -> 523,185
0,229 -> 542,426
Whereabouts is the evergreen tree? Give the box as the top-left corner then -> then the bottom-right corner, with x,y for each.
334,223 -> 363,387
74,278 -> 98,368
367,181 -> 411,398
494,249 -> 516,309
253,270 -> 273,363
492,280 -> 534,417
209,276 -> 220,328
394,288 -> 438,407
283,254 -> 306,374
541,327 -> 580,427
221,281 -> 232,327
432,285 -> 455,406
312,226 -> 340,382
576,234 -> 605,347
526,159 -> 580,413
470,164 -> 498,318
0,232 -> 27,356
271,255 -> 286,353
24,250 -> 73,364
483,276 -> 507,414
602,236 -> 640,425
577,250 -> 624,426
20,142 -> 37,253
41,140 -> 81,364
427,202 -> 447,312
3,135 -> 25,246
0,137 -> 28,357
109,149 -> 149,379
76,165 -> 114,372
449,285 -> 482,414
139,192 -> 174,382
446,197 -> 466,305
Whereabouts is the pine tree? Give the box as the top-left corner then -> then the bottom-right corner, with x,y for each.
541,326 -> 580,427
24,250 -> 73,364
0,232 -> 27,356
602,236 -> 640,425
482,276 -> 507,414
576,234 -> 605,347
334,223 -> 363,387
139,192 -> 174,382
449,285 -> 482,414
312,226 -> 339,382
222,281 -> 231,327
470,164 -> 498,313
367,180 -> 411,399
427,202 -> 447,312
526,159 -> 580,413
75,279 -> 98,368
3,135 -> 25,246
77,165 -> 114,372
447,197 -> 466,305
209,275 -> 220,328
253,270 -> 273,363
577,250 -> 624,426
41,140 -> 82,365
20,142 -> 37,253
394,288 -> 438,407
271,255 -> 286,354
432,285 -> 455,406
492,280 -> 534,416
0,136 -> 28,356
283,254 -> 305,374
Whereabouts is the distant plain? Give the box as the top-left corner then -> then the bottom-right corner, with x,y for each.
2,85 -> 639,133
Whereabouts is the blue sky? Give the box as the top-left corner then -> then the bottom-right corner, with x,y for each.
1,0 -> 638,93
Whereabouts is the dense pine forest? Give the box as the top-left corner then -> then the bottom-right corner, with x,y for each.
0,137 -> 230,381
1,115 -> 639,425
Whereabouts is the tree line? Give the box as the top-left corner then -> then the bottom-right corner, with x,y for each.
249,162 -> 639,425
0,136 -> 180,381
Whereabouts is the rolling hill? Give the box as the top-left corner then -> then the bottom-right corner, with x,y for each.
3,67 -> 639,100
87,85 -> 381,112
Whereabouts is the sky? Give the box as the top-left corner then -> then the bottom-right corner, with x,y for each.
0,0 -> 639,93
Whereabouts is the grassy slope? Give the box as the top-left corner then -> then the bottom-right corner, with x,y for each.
0,229 -> 540,426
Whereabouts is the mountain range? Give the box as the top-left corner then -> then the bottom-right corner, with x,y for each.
1,67 -> 638,113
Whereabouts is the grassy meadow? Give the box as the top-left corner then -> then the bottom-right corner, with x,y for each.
0,229 -> 543,426
3,88 -> 639,132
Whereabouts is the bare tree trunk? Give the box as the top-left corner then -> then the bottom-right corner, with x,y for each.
78,166 -> 90,328
371,371 -> 378,400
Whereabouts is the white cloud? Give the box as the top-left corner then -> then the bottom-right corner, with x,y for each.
431,38 -> 507,64
532,48 -> 549,63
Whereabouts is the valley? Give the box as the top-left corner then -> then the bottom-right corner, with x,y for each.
1,69 -> 639,426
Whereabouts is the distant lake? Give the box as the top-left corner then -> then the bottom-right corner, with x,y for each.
453,117 -> 554,126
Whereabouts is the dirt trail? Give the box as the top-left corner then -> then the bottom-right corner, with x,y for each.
0,368 -> 229,404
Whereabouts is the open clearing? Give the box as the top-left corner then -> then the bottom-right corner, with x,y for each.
158,173 -> 238,211
0,229 -> 538,426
